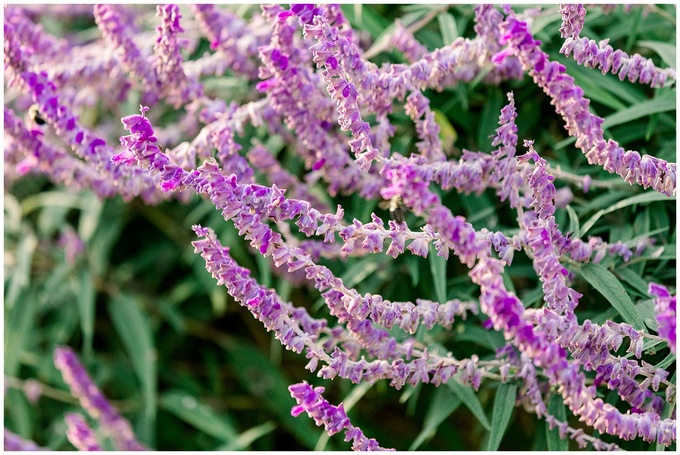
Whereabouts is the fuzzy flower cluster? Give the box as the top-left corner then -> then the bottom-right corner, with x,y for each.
4,4 -> 676,451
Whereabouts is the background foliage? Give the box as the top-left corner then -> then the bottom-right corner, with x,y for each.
4,4 -> 676,450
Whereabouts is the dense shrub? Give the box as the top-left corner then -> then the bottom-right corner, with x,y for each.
4,4 -> 676,451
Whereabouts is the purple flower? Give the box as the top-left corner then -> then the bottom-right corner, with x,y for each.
561,35 -> 676,88
649,283 -> 676,354
559,4 -> 587,39
64,414 -> 103,451
390,20 -> 427,62
4,428 -> 47,451
494,12 -> 676,196
289,381 -> 394,451
152,4 -> 203,106
94,5 -> 160,104
53,346 -> 145,450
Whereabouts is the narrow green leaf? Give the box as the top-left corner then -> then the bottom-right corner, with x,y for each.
565,205 -> 580,239
579,263 -> 646,330
340,3 -> 389,39
616,266 -> 652,295
404,255 -> 420,287
655,353 -> 675,370
635,299 -> 659,331
255,254 -> 272,289
429,244 -> 447,303
341,255 -> 390,289
580,193 -> 675,236
108,294 -> 157,445
434,109 -> 457,153
486,383 -> 517,451
160,390 -> 238,442
224,340 -> 321,449
75,269 -> 96,361
5,389 -> 32,439
530,11 -> 562,35
438,12 -> 458,44
448,378 -> 491,431
409,384 -> 461,450
602,98 -> 676,130
455,326 -> 505,352
546,394 -> 569,451
218,421 -> 277,451
5,230 -> 38,311
78,192 -> 103,243
5,292 -> 38,377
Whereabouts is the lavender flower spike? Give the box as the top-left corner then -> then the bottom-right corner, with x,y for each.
649,283 -> 676,354
289,381 -> 394,451
493,12 -> 676,196
53,346 -> 145,451
4,428 -> 48,451
559,4 -> 586,39
64,414 -> 103,451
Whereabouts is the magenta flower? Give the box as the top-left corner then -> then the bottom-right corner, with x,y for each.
53,346 -> 146,451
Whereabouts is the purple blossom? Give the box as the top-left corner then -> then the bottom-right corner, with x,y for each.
192,5 -> 267,78
559,4 -> 587,39
494,12 -> 676,196
649,283 -> 677,354
53,346 -> 145,451
94,5 -> 160,104
390,20 -> 428,62
64,414 -> 103,451
289,381 -> 394,451
5,5 -> 675,451
4,428 -> 48,451
153,4 -> 203,106
561,35 -> 676,88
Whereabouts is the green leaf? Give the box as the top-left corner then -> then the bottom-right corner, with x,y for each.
637,40 -> 677,68
429,244 -> 447,303
108,294 -> 157,445
655,353 -> 675,370
531,12 -> 562,35
565,205 -> 580,239
546,394 -> 569,451
218,421 -> 277,451
160,390 -> 238,442
409,384 -> 461,450
486,383 -> 517,451
74,269 -> 96,361
340,3 -> 390,39
78,192 -> 103,243
404,255 -> 420,287
341,254 -> 390,289
455,325 -> 505,352
438,12 -> 458,44
635,299 -> 659,331
223,340 -> 320,449
448,378 -> 491,431
580,193 -> 675,236
579,263 -> 646,330
434,109 -> 457,153
616,266 -> 652,295
4,291 -> 38,377
602,98 -> 676,130
5,229 -> 38,311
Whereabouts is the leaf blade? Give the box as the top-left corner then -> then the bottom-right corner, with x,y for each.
108,294 -> 157,445
486,383 -> 517,451
579,263 -> 646,330
448,378 -> 491,432
429,244 -> 448,303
